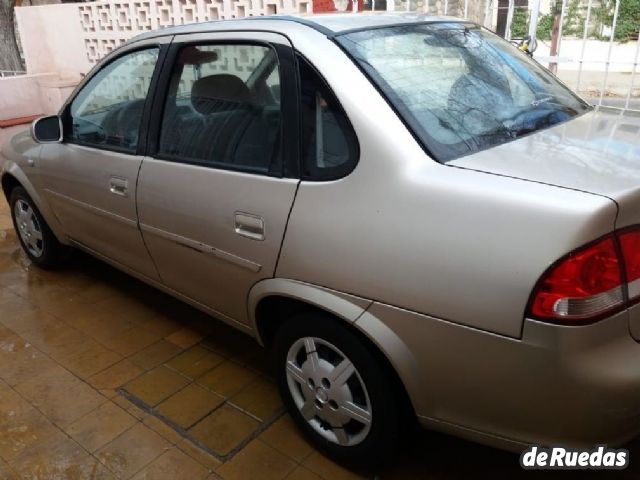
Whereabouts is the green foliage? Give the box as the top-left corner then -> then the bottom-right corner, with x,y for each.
511,0 -> 585,41
536,14 -> 554,40
595,0 -> 640,42
562,0 -> 584,36
510,9 -> 529,38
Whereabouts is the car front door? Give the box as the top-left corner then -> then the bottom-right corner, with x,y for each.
137,32 -> 299,327
38,37 -> 170,280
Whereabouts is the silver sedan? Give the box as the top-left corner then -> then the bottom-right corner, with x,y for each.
3,13 -> 640,466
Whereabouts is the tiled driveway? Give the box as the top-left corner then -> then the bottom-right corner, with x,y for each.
3,129 -> 640,479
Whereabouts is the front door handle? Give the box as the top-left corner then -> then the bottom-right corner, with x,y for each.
234,212 -> 265,241
109,177 -> 128,197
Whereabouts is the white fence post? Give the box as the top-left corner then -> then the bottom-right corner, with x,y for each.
599,0 -> 621,105
504,0 -> 514,41
528,0 -> 540,41
575,0 -> 593,94
625,36 -> 640,109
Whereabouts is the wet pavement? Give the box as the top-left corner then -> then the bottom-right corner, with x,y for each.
2,130 -> 640,478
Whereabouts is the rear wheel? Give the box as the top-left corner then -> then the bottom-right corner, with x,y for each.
274,312 -> 405,467
9,187 -> 70,269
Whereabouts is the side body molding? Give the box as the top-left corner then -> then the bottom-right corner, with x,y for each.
247,278 -> 373,345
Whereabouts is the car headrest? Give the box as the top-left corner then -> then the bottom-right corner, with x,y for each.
191,74 -> 252,114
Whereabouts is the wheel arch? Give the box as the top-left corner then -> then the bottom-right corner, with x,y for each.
248,278 -> 371,347
1,166 -> 66,243
1,172 -> 21,202
249,278 -> 417,423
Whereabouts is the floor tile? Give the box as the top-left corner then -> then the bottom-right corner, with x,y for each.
230,377 -> 282,421
259,415 -> 313,463
157,383 -> 224,429
100,326 -> 163,357
66,309 -> 137,344
137,315 -> 183,338
0,335 -> 59,387
197,361 -> 257,398
112,395 -> 149,421
124,366 -> 190,407
0,402 -> 60,462
202,328 -> 257,360
132,447 -> 210,480
189,404 -> 260,457
167,345 -> 224,379
15,366 -> 106,427
65,401 -> 137,453
0,288 -> 35,321
302,452 -> 367,480
166,328 -> 204,349
96,422 -> 171,479
176,438 -> 223,471
216,440 -> 296,480
285,466 -> 324,480
8,429 -> 96,480
0,458 -> 19,480
0,306 -> 55,335
42,293 -> 101,323
130,340 -> 182,371
142,415 -> 184,445
89,359 -> 144,391
57,341 -> 122,380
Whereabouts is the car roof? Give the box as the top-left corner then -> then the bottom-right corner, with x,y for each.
132,13 -> 465,42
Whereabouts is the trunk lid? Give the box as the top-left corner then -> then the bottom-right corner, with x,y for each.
450,106 -> 640,228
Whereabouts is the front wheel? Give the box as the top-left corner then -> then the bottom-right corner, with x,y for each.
274,312 -> 406,467
9,187 -> 70,269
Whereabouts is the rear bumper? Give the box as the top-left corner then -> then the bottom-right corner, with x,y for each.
356,302 -> 640,451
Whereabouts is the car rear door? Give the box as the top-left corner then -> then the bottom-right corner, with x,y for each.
136,32 -> 299,327
38,36 -> 171,280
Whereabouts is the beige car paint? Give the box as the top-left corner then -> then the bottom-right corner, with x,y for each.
2,14 -> 640,453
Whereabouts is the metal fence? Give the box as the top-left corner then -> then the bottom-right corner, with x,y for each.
0,70 -> 26,78
378,0 -> 640,109
527,0 -> 640,109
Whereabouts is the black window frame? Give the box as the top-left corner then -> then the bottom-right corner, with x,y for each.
294,53 -> 360,182
61,43 -> 169,157
147,36 -> 299,179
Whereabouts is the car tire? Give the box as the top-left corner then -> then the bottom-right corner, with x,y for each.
274,311 -> 405,468
9,187 -> 70,269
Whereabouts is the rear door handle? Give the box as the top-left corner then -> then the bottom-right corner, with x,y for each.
109,177 -> 128,197
234,212 -> 265,241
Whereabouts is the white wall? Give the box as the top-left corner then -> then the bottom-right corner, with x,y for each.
15,3 -> 92,76
0,74 -> 57,121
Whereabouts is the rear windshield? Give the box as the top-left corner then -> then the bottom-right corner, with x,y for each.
337,22 -> 591,162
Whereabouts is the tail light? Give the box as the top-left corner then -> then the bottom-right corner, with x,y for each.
528,226 -> 640,323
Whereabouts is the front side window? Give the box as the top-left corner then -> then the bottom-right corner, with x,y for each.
338,23 -> 590,162
158,44 -> 282,174
65,48 -> 159,153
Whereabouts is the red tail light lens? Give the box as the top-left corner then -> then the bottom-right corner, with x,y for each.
530,236 -> 624,321
529,226 -> 640,323
618,229 -> 640,302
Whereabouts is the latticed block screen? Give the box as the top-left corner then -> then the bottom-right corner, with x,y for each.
79,0 -> 313,64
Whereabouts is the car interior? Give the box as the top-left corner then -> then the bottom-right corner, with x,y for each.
159,45 -> 282,173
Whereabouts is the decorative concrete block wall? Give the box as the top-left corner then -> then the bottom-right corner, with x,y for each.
77,0 -> 313,65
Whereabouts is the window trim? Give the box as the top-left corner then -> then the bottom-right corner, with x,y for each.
294,53 -> 360,182
146,37 -> 299,179
61,43 -> 169,157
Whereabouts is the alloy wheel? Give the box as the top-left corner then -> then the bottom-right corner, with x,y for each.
285,336 -> 372,447
14,199 -> 44,258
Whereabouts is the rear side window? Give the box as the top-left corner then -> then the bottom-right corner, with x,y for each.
158,44 -> 282,174
298,56 -> 358,180
65,48 -> 159,153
